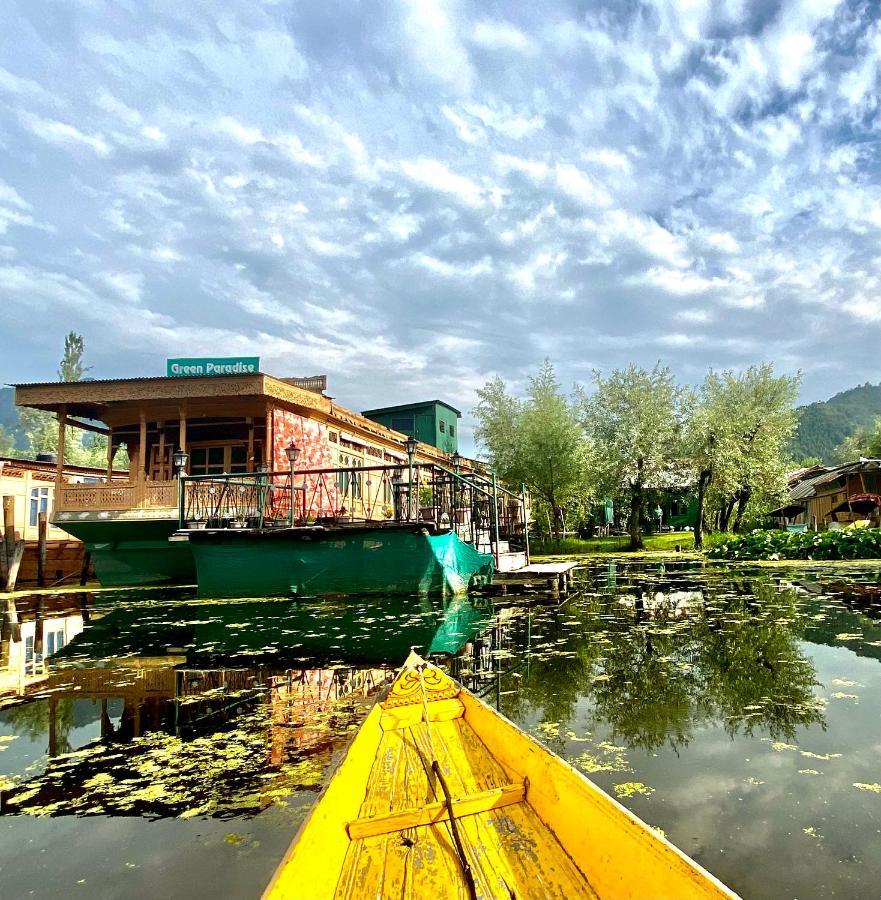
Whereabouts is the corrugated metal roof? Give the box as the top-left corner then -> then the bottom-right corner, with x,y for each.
789,459 -> 881,500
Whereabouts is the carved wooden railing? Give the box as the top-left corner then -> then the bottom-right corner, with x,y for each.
55,479 -> 178,512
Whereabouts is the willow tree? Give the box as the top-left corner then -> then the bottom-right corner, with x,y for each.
579,364 -> 685,550
718,365 -> 800,533
473,361 -> 590,539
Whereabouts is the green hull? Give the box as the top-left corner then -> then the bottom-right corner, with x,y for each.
52,517 -> 195,588
188,525 -> 495,599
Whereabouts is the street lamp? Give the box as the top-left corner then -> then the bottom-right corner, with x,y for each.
172,448 -> 189,474
451,451 -> 461,472
172,448 -> 188,530
284,443 -> 301,526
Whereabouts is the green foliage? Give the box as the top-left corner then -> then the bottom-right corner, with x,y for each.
578,363 -> 686,549
835,417 -> 881,462
707,528 -> 881,560
58,331 -> 90,382
790,382 -> 881,463
473,360 -> 591,537
0,424 -> 17,456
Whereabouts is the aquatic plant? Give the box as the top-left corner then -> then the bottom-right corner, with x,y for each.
707,528 -> 881,561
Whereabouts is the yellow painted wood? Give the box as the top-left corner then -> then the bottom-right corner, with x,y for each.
263,702 -> 384,900
345,781 -> 526,839
461,691 -> 738,898
266,652 -> 740,900
379,696 -> 464,731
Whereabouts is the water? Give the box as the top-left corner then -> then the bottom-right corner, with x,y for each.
1,562 -> 880,899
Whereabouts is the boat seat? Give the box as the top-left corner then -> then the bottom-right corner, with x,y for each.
346,781 -> 527,839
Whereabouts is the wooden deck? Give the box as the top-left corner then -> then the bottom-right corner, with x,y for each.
335,716 -> 596,899
484,561 -> 579,601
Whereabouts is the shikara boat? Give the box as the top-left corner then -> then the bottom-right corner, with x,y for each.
265,653 -> 738,899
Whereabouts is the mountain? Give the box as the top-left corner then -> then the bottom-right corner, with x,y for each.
0,386 -> 28,451
790,382 -> 881,464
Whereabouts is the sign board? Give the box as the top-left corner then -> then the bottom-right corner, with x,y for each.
167,357 -> 260,377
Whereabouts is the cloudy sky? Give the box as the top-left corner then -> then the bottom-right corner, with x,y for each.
0,0 -> 878,449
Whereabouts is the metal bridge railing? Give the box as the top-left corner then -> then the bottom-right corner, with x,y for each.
178,462 -> 529,565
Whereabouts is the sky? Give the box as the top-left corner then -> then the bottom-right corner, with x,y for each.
0,0 -> 878,453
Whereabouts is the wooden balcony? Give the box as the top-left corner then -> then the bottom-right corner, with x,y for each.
55,479 -> 178,512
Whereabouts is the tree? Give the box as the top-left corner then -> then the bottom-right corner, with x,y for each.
58,331 -> 90,382
473,361 -> 590,539
835,418 -> 881,462
579,364 -> 685,550
719,365 -> 800,533
19,331 -> 107,466
0,425 -> 16,456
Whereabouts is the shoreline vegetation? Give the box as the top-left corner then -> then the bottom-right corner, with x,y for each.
533,529 -> 881,564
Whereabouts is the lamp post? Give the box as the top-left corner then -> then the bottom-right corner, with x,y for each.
405,436 -> 417,521
172,448 -> 188,528
284,442 -> 301,526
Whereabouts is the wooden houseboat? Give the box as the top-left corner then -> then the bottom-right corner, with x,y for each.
14,363 -> 527,595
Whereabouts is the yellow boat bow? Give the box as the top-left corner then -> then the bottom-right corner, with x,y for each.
265,651 -> 738,899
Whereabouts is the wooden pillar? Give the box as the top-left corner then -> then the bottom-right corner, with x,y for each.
138,409 -> 147,483
157,420 -> 166,480
178,404 -> 187,461
265,405 -> 274,470
37,512 -> 47,587
247,417 -> 255,471
106,427 -> 114,480
56,406 -> 66,484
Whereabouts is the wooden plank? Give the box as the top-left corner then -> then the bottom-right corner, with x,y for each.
346,781 -> 525,839
380,697 -> 464,731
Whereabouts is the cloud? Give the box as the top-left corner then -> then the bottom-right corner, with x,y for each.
0,0 -> 877,448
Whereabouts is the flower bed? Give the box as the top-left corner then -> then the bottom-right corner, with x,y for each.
707,528 -> 881,561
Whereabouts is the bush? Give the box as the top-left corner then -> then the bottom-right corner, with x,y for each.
706,528 -> 881,561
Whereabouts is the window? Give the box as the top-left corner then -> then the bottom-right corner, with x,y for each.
29,487 -> 49,527
189,444 -> 248,475
449,425 -> 455,437
439,421 -> 446,433
391,416 -> 414,433
46,629 -> 64,657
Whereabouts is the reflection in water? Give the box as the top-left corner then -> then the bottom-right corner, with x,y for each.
1,564 -> 881,899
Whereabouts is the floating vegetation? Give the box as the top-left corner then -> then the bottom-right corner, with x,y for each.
853,783 -> 881,794
798,769 -> 821,775
613,782 -> 654,799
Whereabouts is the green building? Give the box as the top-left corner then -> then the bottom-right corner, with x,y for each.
361,400 -> 460,454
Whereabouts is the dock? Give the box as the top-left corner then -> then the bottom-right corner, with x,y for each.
483,561 -> 579,601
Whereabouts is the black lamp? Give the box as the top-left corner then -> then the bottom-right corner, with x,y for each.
284,443 -> 301,466
172,448 -> 188,473
451,451 -> 461,472
404,435 -> 417,459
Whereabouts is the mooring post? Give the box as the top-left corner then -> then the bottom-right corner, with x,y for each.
2,496 -> 24,592
521,482 -> 530,565
37,512 -> 48,587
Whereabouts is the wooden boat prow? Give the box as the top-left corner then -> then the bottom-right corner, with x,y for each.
265,650 -> 739,899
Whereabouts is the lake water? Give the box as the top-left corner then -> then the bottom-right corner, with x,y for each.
1,561 -> 880,899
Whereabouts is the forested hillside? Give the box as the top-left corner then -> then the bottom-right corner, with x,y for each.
790,382 -> 881,463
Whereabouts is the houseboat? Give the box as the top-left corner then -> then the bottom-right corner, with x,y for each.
0,454 -> 112,587
14,360 -> 528,597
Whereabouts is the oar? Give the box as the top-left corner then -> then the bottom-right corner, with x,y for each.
418,664 -> 478,900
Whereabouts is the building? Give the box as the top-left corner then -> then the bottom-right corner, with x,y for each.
361,400 -> 461,455
0,455 -> 111,585
13,365 -> 471,586
782,459 -> 881,529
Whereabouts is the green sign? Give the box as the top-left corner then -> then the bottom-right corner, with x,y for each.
167,357 -> 260,377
